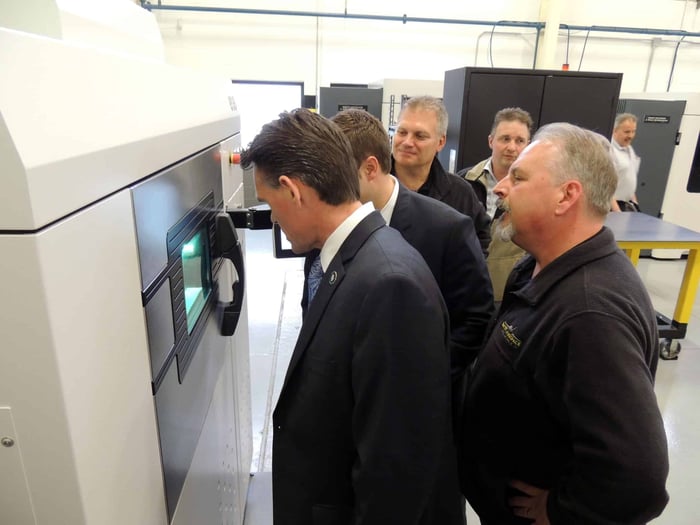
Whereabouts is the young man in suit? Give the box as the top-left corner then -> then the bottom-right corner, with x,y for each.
241,109 -> 465,525
328,108 -> 494,382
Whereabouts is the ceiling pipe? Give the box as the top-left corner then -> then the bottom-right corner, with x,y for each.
563,24 -> 700,38
141,3 -> 544,30
140,2 -> 700,39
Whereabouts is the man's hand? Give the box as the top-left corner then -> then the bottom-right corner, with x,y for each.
508,479 -> 551,525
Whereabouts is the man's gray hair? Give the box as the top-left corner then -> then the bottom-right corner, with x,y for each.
533,122 -> 617,217
614,112 -> 637,129
399,95 -> 449,136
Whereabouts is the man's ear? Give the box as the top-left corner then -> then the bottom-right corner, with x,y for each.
278,175 -> 303,205
436,134 -> 447,152
362,156 -> 381,182
555,179 -> 583,215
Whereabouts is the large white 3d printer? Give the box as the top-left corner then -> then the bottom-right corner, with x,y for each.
0,1 -> 252,524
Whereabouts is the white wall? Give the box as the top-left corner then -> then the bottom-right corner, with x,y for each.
149,0 -> 700,95
148,0 -> 700,230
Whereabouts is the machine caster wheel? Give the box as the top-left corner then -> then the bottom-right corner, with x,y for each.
659,339 -> 681,360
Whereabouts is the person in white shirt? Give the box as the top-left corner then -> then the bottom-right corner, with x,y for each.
610,113 -> 641,212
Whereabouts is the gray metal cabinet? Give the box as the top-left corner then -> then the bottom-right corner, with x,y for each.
440,67 -> 622,173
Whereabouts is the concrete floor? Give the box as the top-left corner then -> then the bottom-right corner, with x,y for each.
242,229 -> 700,524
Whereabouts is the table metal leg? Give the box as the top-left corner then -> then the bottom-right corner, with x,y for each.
674,249 -> 700,325
623,248 -> 641,266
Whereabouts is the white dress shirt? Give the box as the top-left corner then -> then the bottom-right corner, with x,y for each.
317,202 -> 376,271
611,139 -> 641,202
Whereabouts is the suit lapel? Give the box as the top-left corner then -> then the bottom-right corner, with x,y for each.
278,212 -> 386,396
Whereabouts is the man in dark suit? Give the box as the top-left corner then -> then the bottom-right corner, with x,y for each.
241,109 -> 464,525
328,108 -> 494,381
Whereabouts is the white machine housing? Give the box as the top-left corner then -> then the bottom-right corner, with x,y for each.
0,2 -> 251,524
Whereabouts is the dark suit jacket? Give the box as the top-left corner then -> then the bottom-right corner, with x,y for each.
303,185 -> 494,372
274,211 -> 464,525
391,183 -> 494,376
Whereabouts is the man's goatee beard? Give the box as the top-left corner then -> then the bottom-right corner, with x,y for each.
494,219 -> 514,242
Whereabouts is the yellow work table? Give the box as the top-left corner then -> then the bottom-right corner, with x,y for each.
605,212 -> 700,359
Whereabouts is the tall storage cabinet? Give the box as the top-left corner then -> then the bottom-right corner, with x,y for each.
440,67 -> 622,172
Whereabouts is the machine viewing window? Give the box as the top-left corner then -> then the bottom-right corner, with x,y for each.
181,228 -> 212,334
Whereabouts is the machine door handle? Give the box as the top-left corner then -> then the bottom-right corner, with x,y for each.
216,213 -> 245,336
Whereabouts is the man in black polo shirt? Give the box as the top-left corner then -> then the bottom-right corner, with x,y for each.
460,123 -> 669,525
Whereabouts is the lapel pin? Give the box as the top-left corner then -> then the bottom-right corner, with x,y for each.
329,271 -> 338,285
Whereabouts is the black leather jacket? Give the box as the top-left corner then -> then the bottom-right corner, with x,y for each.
391,156 -> 491,256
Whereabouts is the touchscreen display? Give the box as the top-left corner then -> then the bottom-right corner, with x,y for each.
181,228 -> 212,333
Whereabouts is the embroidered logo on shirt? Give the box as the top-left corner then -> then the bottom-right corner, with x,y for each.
500,321 -> 522,349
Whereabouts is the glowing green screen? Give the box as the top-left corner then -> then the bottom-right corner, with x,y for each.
181,228 -> 211,334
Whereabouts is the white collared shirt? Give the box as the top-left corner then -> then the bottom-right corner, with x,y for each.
481,159 -> 500,219
611,139 -> 641,201
317,202 -> 376,271
378,175 -> 400,224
